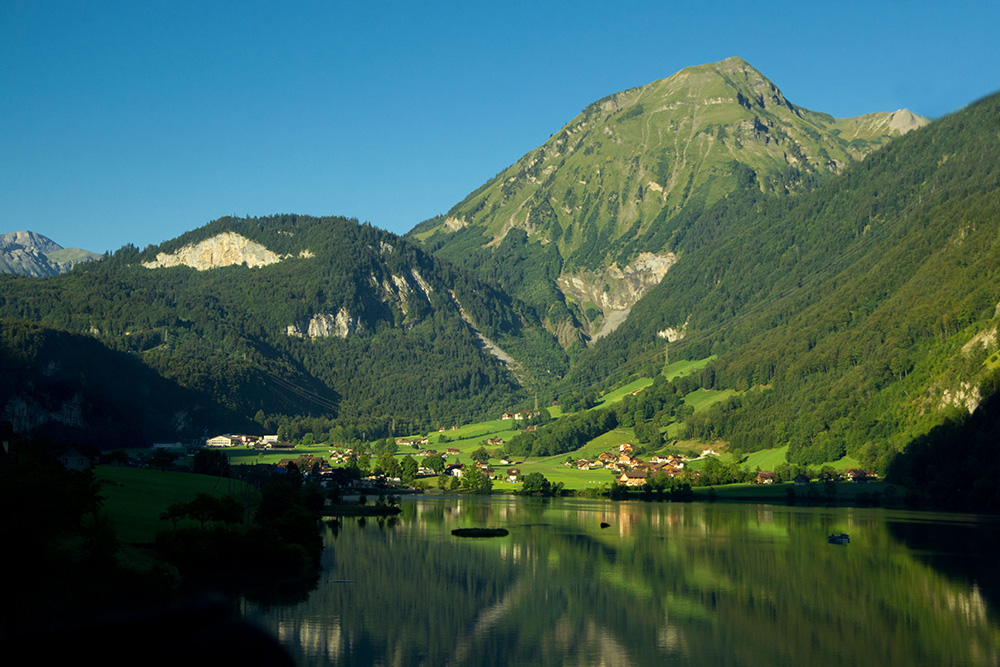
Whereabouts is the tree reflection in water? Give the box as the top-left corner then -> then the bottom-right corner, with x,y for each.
244,498 -> 1000,666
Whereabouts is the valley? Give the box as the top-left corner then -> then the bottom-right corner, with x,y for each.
1,59 -> 999,514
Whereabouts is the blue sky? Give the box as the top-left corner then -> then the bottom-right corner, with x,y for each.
2,1 -> 998,253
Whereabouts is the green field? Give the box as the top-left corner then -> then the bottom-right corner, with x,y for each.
96,466 -> 259,542
682,388 -> 735,412
594,378 -> 654,407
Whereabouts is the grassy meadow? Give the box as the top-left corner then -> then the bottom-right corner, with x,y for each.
96,466 -> 260,542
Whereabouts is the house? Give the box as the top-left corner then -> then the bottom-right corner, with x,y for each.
619,470 -> 648,487
486,437 -> 504,446
793,474 -> 811,486
206,435 -> 236,447
846,469 -> 871,483
152,442 -> 185,451
447,448 -> 460,455
55,446 -> 97,471
272,441 -> 295,450
446,464 -> 465,477
501,413 -> 513,420
619,443 -> 634,454
506,468 -> 520,482
755,471 -> 777,485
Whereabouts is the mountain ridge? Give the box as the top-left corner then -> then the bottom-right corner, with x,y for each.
410,57 -> 929,342
0,230 -> 101,277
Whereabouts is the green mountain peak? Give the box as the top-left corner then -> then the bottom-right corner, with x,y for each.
411,58 -> 929,342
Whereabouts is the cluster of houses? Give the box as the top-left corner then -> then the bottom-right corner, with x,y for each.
755,468 -> 879,485
205,433 -> 294,450
500,411 -> 540,421
565,443 -> 689,487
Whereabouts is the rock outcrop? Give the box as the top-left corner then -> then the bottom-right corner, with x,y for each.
142,232 -> 286,270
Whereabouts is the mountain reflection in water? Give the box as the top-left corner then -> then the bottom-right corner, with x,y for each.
243,498 -> 1000,666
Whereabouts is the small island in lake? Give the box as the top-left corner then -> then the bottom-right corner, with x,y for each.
451,528 -> 509,538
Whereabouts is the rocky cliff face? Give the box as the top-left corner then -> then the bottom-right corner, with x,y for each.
142,232 -> 287,270
286,309 -> 360,339
558,252 -> 678,338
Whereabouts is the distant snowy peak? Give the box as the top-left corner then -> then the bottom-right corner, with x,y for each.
0,230 -> 101,277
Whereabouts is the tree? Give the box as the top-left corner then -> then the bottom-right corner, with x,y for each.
470,446 -> 490,463
192,448 -> 230,477
463,466 -> 493,495
149,449 -> 179,472
425,453 -> 445,474
400,455 -> 418,483
519,472 -> 552,496
160,493 -> 244,529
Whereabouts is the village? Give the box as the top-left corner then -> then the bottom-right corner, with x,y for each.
193,425 -> 876,493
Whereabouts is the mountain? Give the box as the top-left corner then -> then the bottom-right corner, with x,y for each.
0,215 -> 567,445
569,90 -> 1000,474
0,230 -> 102,277
409,58 -> 928,344
0,319 -> 252,446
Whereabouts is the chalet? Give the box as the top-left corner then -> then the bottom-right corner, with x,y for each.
577,458 -> 595,471
152,442 -> 185,451
501,413 -> 513,420
55,446 -> 97,471
447,448 -> 460,455
486,437 -> 504,446
847,469 -> 873,483
272,441 -> 295,450
793,474 -> 811,486
755,471 -> 777,485
597,452 -> 616,464
619,470 -> 648,487
446,464 -> 465,477
618,443 -> 634,454
650,454 -> 684,467
506,468 -> 521,482
206,435 -> 236,447
419,449 -> 439,457
498,458 -> 513,465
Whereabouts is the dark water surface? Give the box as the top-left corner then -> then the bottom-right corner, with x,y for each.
243,498 -> 1000,666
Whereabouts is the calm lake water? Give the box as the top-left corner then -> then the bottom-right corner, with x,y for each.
243,497 -> 1000,666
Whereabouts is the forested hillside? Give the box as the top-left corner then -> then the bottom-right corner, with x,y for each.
0,215 -> 566,445
569,91 -> 1000,472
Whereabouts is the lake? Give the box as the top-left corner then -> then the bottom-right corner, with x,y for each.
243,497 -> 1000,666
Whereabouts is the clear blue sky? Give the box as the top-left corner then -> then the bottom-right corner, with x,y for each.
2,1 -> 998,253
